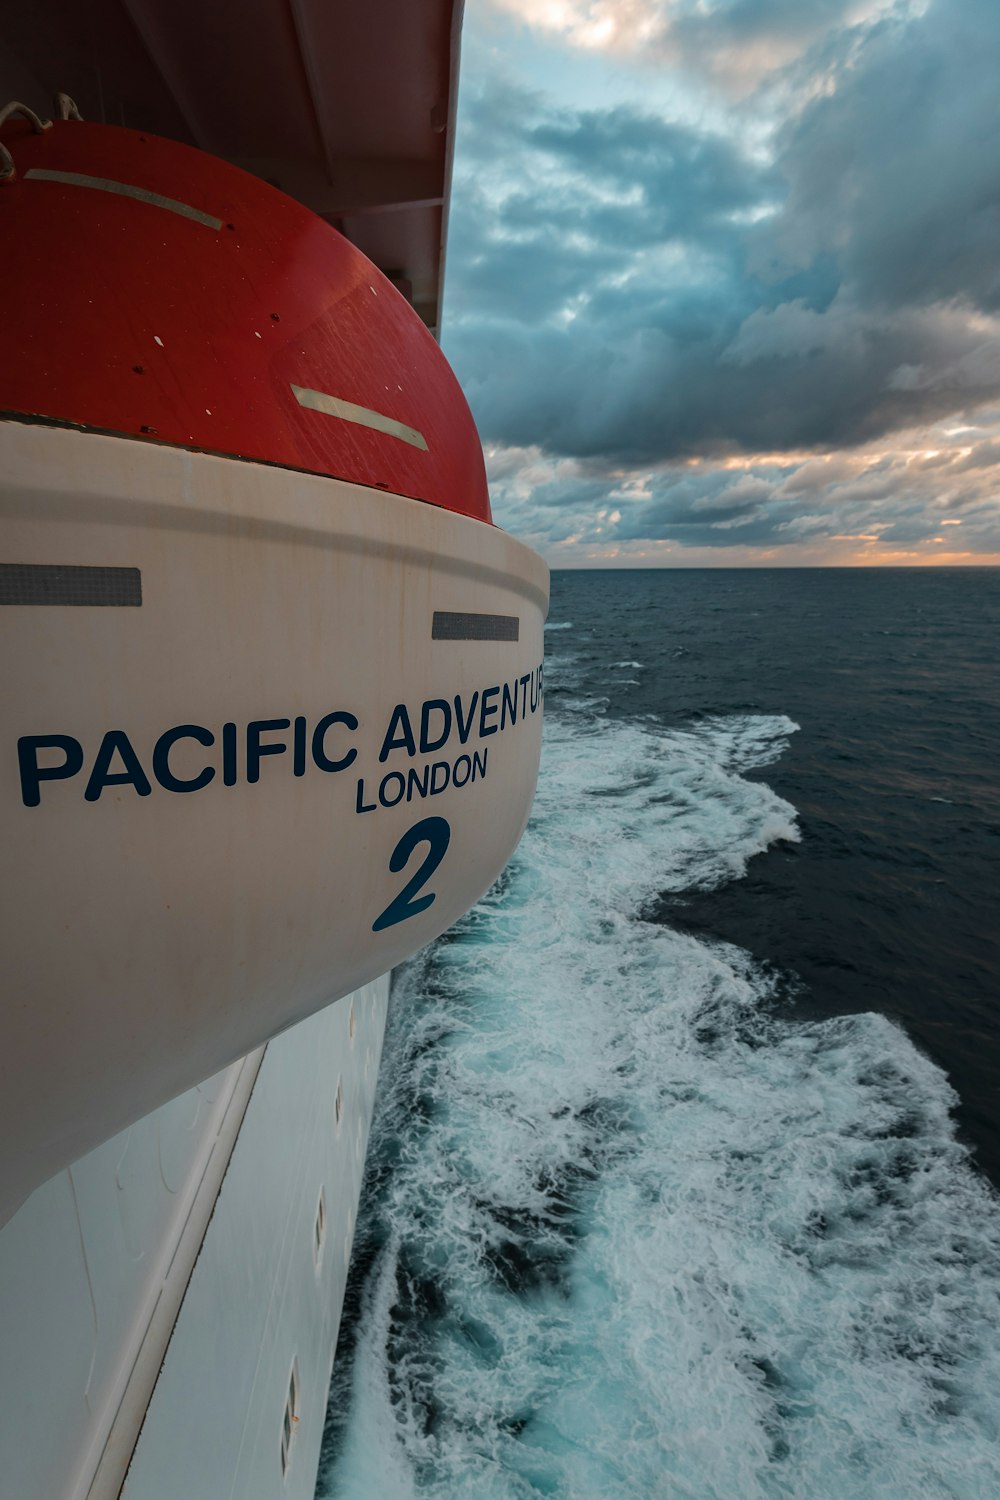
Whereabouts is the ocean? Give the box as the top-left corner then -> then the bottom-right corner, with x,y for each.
317,568 -> 1000,1500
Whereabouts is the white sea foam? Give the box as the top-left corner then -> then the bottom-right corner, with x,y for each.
545,621 -> 574,631
321,699 -> 1000,1500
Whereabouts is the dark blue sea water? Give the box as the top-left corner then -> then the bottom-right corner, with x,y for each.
318,568 -> 1000,1500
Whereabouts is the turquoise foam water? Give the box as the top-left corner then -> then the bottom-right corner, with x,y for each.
319,669 -> 1000,1500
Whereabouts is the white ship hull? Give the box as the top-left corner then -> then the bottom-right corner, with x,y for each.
0,978 -> 389,1500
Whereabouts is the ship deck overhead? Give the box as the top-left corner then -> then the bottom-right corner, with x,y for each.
1,0 -> 462,334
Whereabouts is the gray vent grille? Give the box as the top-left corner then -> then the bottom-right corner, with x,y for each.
0,564 -> 142,606
432,611 -> 519,641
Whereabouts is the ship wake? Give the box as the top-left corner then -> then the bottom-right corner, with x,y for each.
318,673 -> 1000,1500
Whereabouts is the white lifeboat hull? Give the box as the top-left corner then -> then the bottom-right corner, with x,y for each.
0,418 -> 548,1220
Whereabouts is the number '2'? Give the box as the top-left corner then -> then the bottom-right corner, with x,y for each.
372,815 -> 452,932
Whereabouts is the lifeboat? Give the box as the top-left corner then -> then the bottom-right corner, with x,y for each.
0,107 -> 549,1221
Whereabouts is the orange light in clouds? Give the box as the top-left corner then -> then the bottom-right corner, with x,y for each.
491,0 -> 660,52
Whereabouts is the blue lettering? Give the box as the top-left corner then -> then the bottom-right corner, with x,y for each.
293,716 -> 307,777
407,764 -> 430,801
430,760 -> 450,795
452,753 -> 471,788
312,711 -> 358,772
454,691 -> 479,745
472,748 -> 488,781
246,718 -> 290,784
17,734 -> 84,807
380,771 -> 406,807
84,730 -> 151,803
479,685 -> 500,737
153,724 -> 215,793
420,699 -> 452,754
379,704 -> 416,762
501,681 -> 518,731
356,778 -> 376,813
222,721 -> 238,786
519,673 -> 531,717
371,815 -> 451,933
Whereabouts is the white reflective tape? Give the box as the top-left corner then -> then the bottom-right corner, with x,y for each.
24,168 -> 222,230
291,383 -> 428,451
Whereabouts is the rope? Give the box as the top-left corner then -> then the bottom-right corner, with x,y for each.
0,95 -> 82,182
54,93 -> 83,122
0,100 -> 52,133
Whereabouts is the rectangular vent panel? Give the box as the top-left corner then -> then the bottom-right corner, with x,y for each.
0,564 -> 142,606
432,611 -> 519,641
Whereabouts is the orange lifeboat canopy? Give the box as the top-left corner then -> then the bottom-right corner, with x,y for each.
0,115 -> 492,524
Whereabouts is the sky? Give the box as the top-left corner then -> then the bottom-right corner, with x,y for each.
440,0 -> 1000,566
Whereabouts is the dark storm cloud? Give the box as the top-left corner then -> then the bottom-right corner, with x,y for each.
482,415 -> 1000,558
626,484 -> 779,546
452,292 -> 998,464
759,0 -> 1000,313
610,466 -> 795,548
527,109 -> 768,241
446,102 -> 772,327
445,0 -> 1000,470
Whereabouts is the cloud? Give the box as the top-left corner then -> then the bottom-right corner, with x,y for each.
448,1 -> 1000,458
444,0 -> 1000,558
757,0 -> 1000,313
488,0 -> 901,91
484,419 -> 1000,561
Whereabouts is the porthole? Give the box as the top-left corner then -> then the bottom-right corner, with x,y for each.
279,1360 -> 300,1479
314,1189 -> 327,1268
334,1076 -> 344,1130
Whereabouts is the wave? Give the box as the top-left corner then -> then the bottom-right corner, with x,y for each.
319,699 -> 1000,1500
